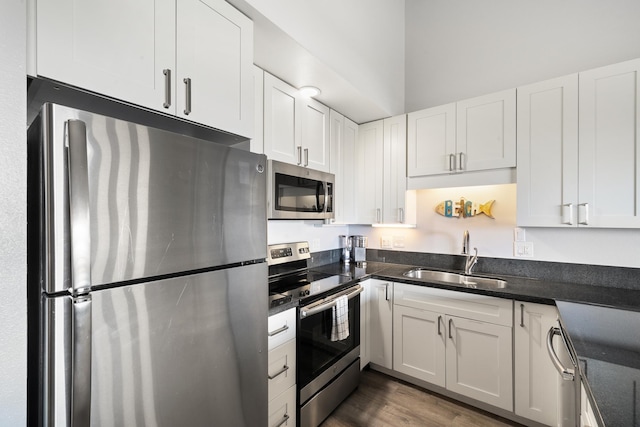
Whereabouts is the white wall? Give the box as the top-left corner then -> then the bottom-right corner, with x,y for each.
242,0 -> 406,120
268,221 -> 348,253
0,0 -> 27,424
405,0 -> 640,111
351,185 -> 640,269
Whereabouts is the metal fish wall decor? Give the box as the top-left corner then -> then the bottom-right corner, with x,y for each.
435,198 -> 495,219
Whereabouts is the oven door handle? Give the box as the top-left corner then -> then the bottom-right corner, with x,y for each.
299,285 -> 363,318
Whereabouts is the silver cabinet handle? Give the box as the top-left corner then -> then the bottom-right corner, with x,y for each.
458,152 -> 465,171
449,153 -> 455,171
562,203 -> 574,225
448,318 -> 453,339
578,203 -> 589,225
274,414 -> 290,427
66,120 -> 91,296
547,327 -> 575,381
520,304 -> 524,327
304,148 -> 309,166
399,207 -> 404,223
437,315 -> 442,336
268,324 -> 289,337
72,294 -> 92,426
297,146 -> 302,165
385,283 -> 389,301
268,364 -> 289,380
376,208 -> 381,223
162,69 -> 171,108
183,77 -> 192,115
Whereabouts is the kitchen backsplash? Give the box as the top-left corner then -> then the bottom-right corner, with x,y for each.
309,248 -> 640,291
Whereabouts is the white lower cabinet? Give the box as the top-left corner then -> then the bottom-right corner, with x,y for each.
393,305 -> 445,387
368,279 -> 393,369
514,301 -> 574,426
580,384 -> 599,427
268,308 -> 296,427
393,283 -> 513,412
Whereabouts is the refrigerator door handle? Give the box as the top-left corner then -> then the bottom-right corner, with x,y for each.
72,294 -> 92,425
66,119 -> 92,295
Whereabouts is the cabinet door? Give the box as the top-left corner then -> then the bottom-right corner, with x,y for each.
356,121 -> 384,224
264,73 -> 302,165
578,58 -> 640,227
176,0 -> 253,137
456,89 -> 516,172
300,98 -> 330,172
383,115 -> 408,224
342,118 -> 359,224
407,103 -> 456,177
517,75 -> 579,227
446,315 -> 513,411
268,385 -> 296,427
359,279 -> 371,369
251,65 -> 264,154
514,302 -> 563,425
369,280 -> 393,369
37,0 -> 175,114
393,305 -> 445,387
330,111 -> 357,224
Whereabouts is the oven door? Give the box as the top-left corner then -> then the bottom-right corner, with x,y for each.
298,285 -> 361,404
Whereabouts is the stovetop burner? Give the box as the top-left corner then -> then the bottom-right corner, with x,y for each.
267,241 -> 351,309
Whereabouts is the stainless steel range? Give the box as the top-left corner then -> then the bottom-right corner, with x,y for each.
267,242 -> 362,427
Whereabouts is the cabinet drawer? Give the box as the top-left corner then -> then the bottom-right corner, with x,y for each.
268,339 -> 296,399
394,283 -> 513,326
268,384 -> 296,427
268,308 -> 296,350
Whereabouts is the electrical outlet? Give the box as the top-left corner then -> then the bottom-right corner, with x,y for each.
514,241 -> 534,257
392,236 -> 405,248
380,236 -> 392,249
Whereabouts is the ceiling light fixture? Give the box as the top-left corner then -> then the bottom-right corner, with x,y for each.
299,86 -> 320,98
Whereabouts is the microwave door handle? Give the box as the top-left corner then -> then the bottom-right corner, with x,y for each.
316,182 -> 323,212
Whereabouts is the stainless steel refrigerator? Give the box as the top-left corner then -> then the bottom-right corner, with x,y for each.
27,103 -> 268,426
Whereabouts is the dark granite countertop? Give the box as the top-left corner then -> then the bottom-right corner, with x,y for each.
276,258 -> 640,426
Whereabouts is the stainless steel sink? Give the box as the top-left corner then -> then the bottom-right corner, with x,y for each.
403,268 -> 507,289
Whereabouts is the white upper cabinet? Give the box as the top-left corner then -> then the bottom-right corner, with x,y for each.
407,103 -> 456,176
300,98 -> 330,172
578,58 -> 640,227
35,0 -> 254,137
408,89 -> 516,177
176,0 -> 254,137
356,115 -> 414,225
263,72 -> 330,172
517,74 -> 579,227
518,58 -> 640,228
330,110 -> 358,224
383,115 -> 413,224
264,73 -> 301,165
356,120 -> 384,224
36,0 -> 175,114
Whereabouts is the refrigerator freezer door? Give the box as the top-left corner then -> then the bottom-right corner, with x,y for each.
30,103 -> 267,293
43,263 -> 267,426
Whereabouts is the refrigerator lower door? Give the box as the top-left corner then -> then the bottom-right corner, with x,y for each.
90,263 -> 267,427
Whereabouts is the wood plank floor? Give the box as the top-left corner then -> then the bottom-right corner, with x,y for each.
320,369 -> 523,427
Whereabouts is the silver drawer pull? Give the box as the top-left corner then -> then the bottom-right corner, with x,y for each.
268,364 -> 289,380
273,413 -> 290,427
268,324 -> 289,337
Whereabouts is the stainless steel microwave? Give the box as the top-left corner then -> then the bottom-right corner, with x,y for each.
267,160 -> 334,220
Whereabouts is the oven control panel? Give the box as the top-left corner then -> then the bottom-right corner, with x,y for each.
267,241 -> 311,266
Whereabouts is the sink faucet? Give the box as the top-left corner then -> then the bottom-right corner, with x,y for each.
462,230 -> 478,275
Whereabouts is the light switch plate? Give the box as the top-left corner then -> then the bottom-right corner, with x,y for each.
514,241 -> 534,257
